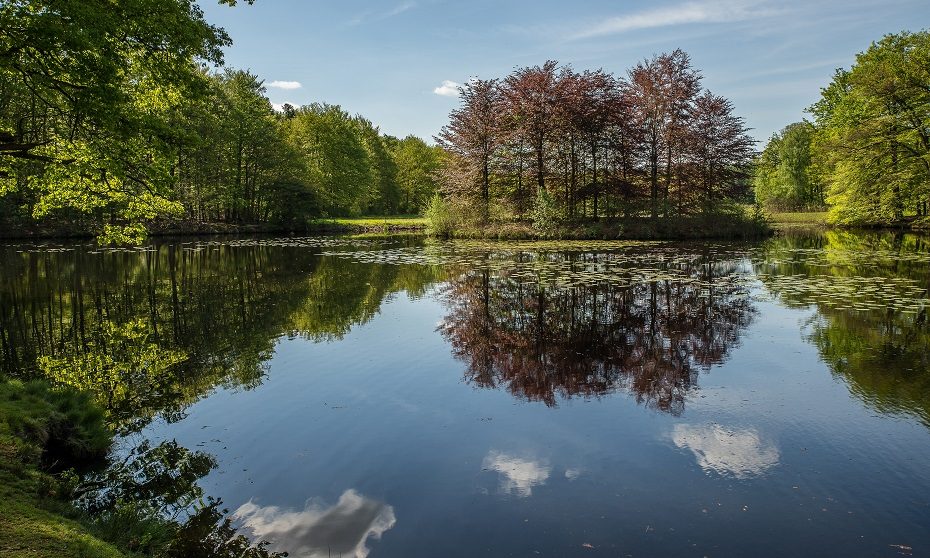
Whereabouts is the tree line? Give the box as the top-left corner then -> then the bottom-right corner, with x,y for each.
435,51 -> 756,228
754,29 -> 930,227
0,0 -> 441,241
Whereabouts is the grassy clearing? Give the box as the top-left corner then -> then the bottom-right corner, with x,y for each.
768,211 -> 830,226
313,215 -> 427,232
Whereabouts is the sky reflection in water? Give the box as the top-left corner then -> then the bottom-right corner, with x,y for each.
233,490 -> 395,558
671,424 -> 780,479
482,450 -> 552,497
1,232 -> 929,556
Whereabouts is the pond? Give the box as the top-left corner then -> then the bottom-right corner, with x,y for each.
1,231 -> 929,556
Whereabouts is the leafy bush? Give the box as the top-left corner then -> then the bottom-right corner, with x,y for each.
425,193 -> 456,237
531,189 -> 561,236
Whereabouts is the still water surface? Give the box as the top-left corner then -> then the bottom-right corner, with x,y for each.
1,232 -> 929,556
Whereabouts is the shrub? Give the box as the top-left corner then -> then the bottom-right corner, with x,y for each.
531,189 -> 561,236
425,193 -> 456,237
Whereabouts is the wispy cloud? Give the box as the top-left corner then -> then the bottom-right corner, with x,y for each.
349,1 -> 417,26
569,0 -> 779,40
268,80 -> 302,90
387,1 -> 417,17
433,80 -> 461,97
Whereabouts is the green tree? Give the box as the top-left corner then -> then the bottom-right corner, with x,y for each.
284,104 -> 374,216
393,136 -> 443,213
754,122 -> 823,210
174,70 -> 313,226
355,119 -> 400,215
0,0 -> 252,241
810,31 -> 930,225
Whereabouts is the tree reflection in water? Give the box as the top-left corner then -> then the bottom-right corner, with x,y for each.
0,239 -> 441,433
438,251 -> 756,414
756,231 -> 930,427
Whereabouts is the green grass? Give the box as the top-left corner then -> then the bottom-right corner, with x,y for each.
768,211 -> 829,226
314,215 -> 427,229
441,213 -> 772,241
0,470 -> 127,558
0,379 -> 127,558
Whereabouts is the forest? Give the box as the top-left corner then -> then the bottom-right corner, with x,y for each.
754,30 -> 930,228
0,0 -> 442,242
434,52 -> 760,237
4,0 -> 926,240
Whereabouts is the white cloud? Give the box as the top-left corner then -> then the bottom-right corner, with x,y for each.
271,102 -> 294,112
672,423 -> 780,479
268,80 -> 302,90
350,2 -> 417,25
232,490 -> 396,558
482,450 -> 551,497
387,1 -> 416,17
570,0 -> 777,40
433,80 -> 461,97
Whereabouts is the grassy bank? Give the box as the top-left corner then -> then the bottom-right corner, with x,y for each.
768,211 -> 830,230
0,377 -> 284,558
0,216 -> 428,241
0,471 -> 126,558
432,214 -> 771,241
0,379 -> 125,558
311,215 -> 428,233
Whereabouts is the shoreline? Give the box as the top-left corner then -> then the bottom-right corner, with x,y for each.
2,218 -> 929,244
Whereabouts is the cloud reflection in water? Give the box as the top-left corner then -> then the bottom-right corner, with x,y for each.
482,450 -> 551,497
672,423 -> 780,479
233,489 -> 396,558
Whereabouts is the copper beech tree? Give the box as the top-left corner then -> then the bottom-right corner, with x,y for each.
436,50 -> 755,222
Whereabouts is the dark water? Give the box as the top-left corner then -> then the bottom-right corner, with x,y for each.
1,231 -> 929,557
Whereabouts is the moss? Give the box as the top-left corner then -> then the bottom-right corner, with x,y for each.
0,380 -> 111,471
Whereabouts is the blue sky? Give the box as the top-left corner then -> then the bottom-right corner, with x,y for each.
199,0 -> 929,143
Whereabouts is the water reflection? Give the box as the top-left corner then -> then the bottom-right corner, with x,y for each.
2,233 -> 930,555
756,231 -> 930,427
0,238 -> 442,432
438,255 -> 756,413
233,490 -> 396,558
482,450 -> 551,497
671,424 -> 780,479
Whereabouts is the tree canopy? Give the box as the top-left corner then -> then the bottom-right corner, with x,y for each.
0,0 -> 440,241
755,29 -> 930,226
436,51 -> 756,228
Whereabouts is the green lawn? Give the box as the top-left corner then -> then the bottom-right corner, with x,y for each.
768,211 -> 830,226
316,215 -> 428,228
